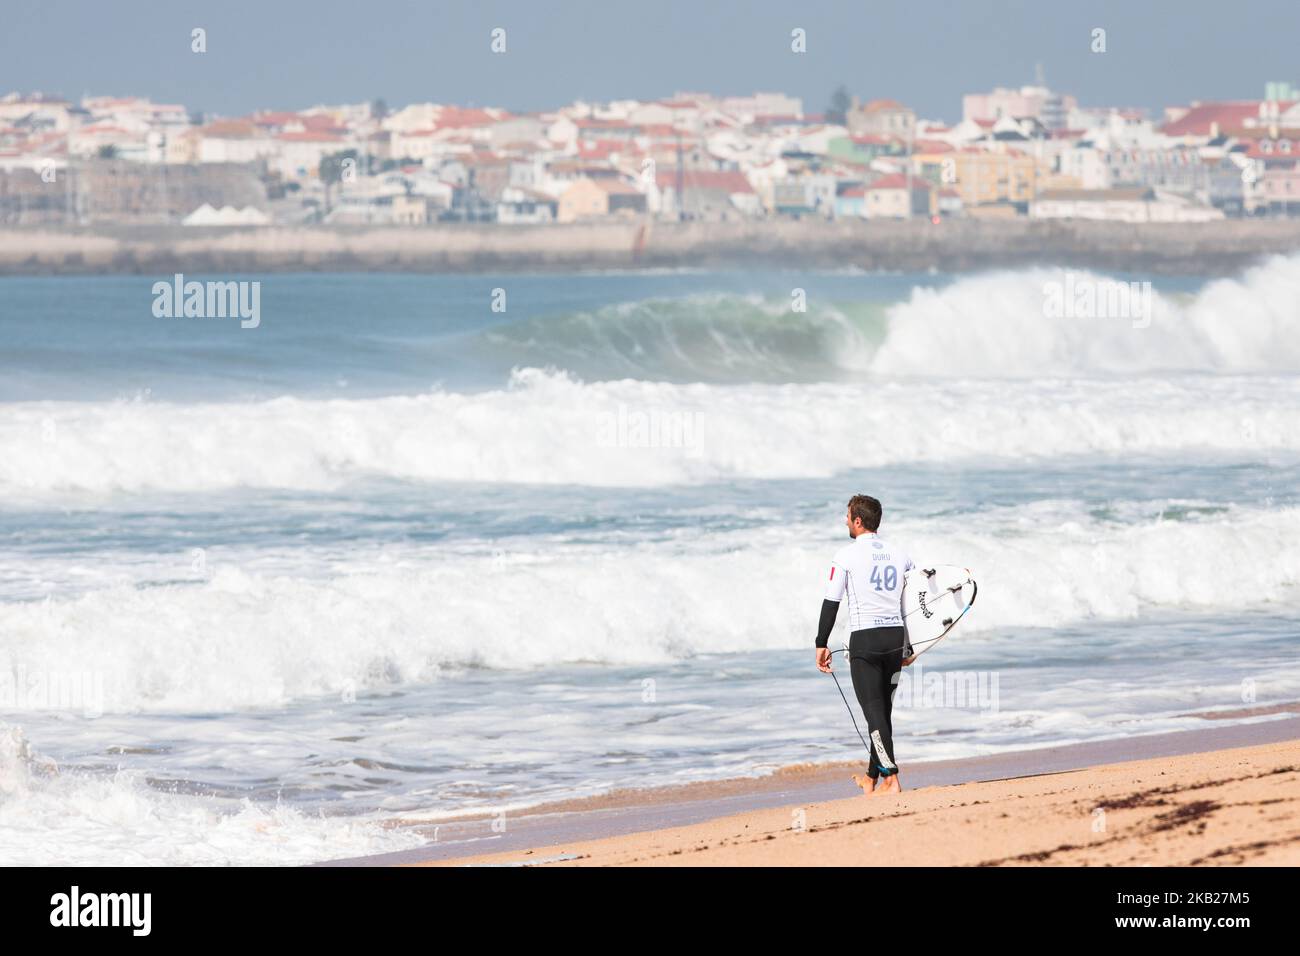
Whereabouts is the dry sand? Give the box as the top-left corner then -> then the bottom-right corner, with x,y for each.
406,737 -> 1300,867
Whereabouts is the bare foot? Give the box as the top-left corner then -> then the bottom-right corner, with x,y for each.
851,773 -> 877,795
874,775 -> 903,795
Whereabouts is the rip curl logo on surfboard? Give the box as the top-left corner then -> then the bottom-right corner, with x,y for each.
917,590 -> 934,619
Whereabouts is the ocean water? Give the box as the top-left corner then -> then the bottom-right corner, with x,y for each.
1,259 -> 1298,865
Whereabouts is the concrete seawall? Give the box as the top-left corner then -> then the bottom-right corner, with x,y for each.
2,218 -> 1299,276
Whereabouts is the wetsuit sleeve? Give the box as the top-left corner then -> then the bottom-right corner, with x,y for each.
815,599 -> 839,648
817,559 -> 846,648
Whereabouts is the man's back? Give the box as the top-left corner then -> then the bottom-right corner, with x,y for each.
825,532 -> 913,631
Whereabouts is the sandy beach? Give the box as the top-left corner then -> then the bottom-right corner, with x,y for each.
417,739 -> 1299,868
316,712 -> 1300,867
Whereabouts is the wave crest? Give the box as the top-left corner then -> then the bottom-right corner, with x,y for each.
481,255 -> 1300,381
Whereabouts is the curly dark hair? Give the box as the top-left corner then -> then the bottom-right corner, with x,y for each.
847,494 -> 882,532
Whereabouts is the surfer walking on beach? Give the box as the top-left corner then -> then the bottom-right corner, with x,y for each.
815,495 -> 914,796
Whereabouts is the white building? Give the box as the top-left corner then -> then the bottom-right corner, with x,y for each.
196,120 -> 277,164
1031,187 -> 1224,222
275,131 -> 349,180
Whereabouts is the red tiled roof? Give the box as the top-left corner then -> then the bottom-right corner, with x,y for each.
1240,138 -> 1300,158
277,131 -> 345,143
300,115 -> 345,131
201,119 -> 258,138
654,169 -> 754,193
865,173 -> 930,191
578,139 -> 622,159
432,107 -> 506,129
861,99 -> 908,113
1161,101 -> 1286,137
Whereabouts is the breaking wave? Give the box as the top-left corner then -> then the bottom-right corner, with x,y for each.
479,254 -> 1300,381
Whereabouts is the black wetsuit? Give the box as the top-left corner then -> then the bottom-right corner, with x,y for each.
847,626 -> 906,779
817,599 -> 908,779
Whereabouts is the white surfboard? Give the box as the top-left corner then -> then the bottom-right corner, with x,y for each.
901,565 -> 977,659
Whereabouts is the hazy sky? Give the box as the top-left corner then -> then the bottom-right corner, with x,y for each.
3,0 -> 1297,121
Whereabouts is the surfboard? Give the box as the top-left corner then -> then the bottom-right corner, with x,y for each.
901,565 -> 977,659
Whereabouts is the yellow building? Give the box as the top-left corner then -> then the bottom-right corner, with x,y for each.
557,177 -> 646,222
945,148 -> 1046,207
558,178 -> 606,222
391,195 -> 431,225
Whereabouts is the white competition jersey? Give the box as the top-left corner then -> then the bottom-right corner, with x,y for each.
824,532 -> 913,630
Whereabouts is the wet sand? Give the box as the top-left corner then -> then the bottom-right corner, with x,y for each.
318,708 -> 1300,866
420,736 -> 1300,867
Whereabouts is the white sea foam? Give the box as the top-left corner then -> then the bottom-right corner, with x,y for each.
2,502 -> 1295,713
869,255 -> 1300,377
0,724 -> 423,866
1,371 -> 1297,495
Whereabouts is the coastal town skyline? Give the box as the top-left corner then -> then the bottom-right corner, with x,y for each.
4,72 -> 1299,230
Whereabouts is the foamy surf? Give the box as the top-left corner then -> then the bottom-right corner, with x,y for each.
2,501 -> 1296,713
871,254 -> 1300,377
0,725 -> 425,866
1,371 -> 1297,495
